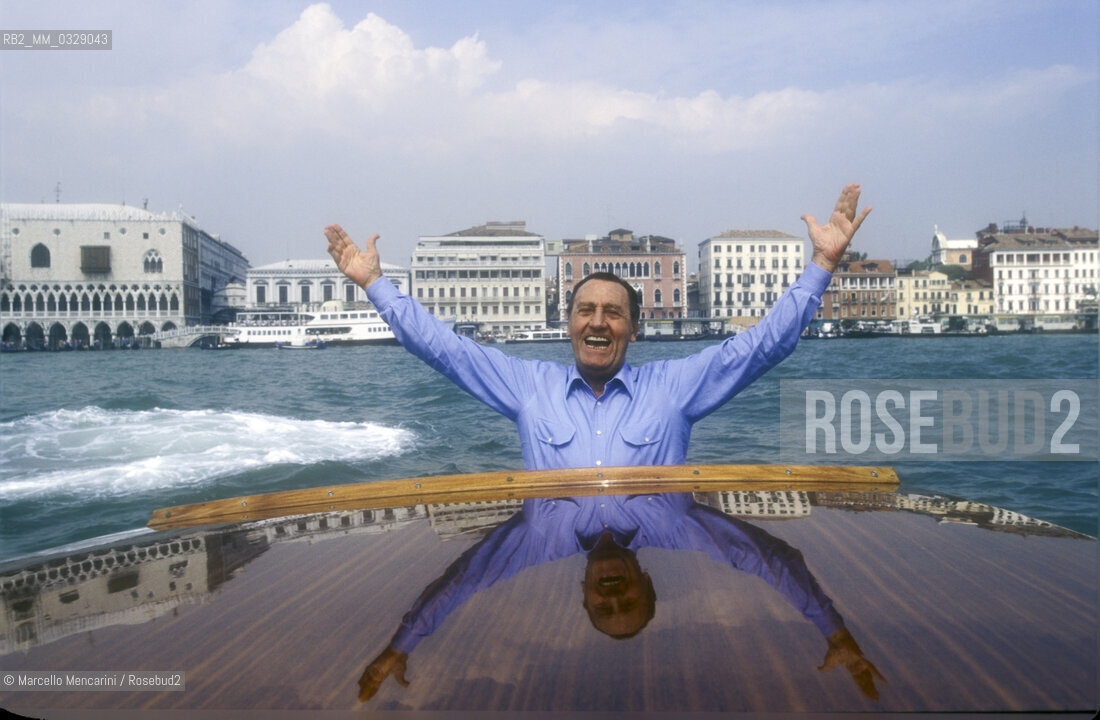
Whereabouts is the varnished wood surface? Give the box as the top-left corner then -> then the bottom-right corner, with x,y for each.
2,488 -> 1095,716
148,464 -> 898,529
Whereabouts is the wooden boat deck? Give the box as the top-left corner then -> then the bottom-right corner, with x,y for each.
1,466 -> 1095,717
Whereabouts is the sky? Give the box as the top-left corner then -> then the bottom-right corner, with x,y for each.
1,0 -> 1097,272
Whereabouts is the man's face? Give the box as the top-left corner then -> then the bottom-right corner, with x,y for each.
582,532 -> 654,637
567,279 -> 638,388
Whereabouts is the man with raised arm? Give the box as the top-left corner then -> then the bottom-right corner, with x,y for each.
327,184 -> 878,702
324,183 -> 869,471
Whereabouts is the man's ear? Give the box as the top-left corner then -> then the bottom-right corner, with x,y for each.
643,573 -> 656,603
630,322 -> 639,341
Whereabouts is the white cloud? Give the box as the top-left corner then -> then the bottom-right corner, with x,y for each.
2,1 -> 1093,266
243,5 -> 500,101
471,81 -> 829,153
124,3 -> 840,155
51,3 -> 1090,163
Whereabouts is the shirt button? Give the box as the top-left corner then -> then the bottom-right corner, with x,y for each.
595,460 -> 602,466
600,503 -> 605,507
644,437 -> 650,442
603,523 -> 608,528
595,430 -> 602,436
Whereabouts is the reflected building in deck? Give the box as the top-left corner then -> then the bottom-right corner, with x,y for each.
0,505 -> 428,654
695,490 -> 812,519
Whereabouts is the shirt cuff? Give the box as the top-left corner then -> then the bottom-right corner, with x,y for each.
800,261 -> 833,297
390,625 -> 418,654
365,275 -> 401,310
815,606 -> 847,637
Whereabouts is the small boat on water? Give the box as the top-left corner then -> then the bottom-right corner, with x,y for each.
506,329 -> 569,343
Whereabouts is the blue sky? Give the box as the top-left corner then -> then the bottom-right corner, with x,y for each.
1,0 -> 1096,270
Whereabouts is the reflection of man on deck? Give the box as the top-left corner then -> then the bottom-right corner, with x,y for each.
327,185 -> 879,700
357,493 -> 884,701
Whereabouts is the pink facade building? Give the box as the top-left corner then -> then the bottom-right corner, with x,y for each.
557,229 -> 686,322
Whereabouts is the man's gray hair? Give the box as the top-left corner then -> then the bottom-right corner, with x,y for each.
566,272 -> 640,324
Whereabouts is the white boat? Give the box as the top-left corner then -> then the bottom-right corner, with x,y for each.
226,300 -> 398,347
506,329 -> 569,343
901,319 -> 942,335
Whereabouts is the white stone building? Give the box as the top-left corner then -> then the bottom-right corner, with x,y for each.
245,259 -> 409,308
412,221 -> 546,336
697,230 -> 804,328
972,224 -> 1099,328
0,203 -> 248,349
931,225 -> 978,268
988,239 -> 1098,315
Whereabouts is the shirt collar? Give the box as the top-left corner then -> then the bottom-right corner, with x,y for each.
565,362 -> 634,399
576,526 -> 639,551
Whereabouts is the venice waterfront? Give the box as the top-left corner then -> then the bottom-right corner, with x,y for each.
1,332 -> 1097,562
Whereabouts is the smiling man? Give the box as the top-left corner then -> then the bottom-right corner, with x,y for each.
332,185 -> 874,703
582,529 -> 655,637
566,272 -> 640,398
325,183 -> 869,471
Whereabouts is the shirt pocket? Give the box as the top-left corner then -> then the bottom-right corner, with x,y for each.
533,417 -> 575,447
619,416 -> 663,447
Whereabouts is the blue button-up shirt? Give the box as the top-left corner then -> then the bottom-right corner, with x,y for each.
367,263 -> 831,470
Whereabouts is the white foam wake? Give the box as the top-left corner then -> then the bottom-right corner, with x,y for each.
0,407 -> 414,500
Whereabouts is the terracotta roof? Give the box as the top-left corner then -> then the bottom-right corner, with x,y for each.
838,259 -> 895,273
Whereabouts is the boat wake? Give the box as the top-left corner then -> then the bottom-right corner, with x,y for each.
0,407 -> 415,500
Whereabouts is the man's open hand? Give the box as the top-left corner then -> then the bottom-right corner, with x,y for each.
326,224 -> 382,289
357,645 -> 409,702
802,183 -> 872,272
819,627 -> 886,701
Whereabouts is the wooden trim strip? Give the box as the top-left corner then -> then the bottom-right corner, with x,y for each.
148,464 -> 898,530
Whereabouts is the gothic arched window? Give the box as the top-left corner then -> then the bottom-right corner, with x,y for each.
31,244 -> 50,268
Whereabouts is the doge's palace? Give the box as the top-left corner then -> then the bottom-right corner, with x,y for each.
1,203 -> 248,349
